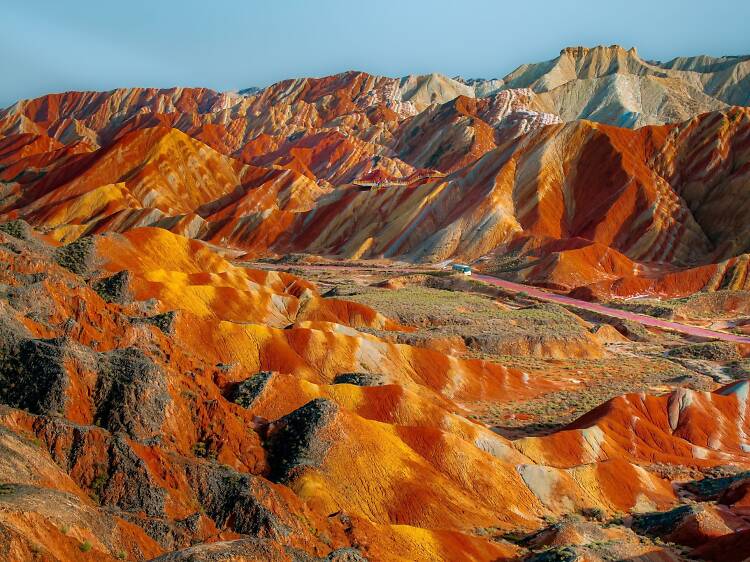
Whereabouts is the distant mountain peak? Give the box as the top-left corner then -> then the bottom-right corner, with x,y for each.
559,44 -> 639,58
238,86 -> 262,96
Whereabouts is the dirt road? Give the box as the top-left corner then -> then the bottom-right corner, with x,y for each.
473,274 -> 750,344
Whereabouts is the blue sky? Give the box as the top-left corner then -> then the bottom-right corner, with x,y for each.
2,0 -> 749,108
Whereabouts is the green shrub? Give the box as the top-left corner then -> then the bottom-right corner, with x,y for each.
192,442 -> 207,457
579,506 -> 606,521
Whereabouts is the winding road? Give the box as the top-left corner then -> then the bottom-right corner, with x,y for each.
472,274 -> 750,344
246,261 -> 750,344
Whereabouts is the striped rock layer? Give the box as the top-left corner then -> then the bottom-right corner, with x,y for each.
1,225 -> 748,561
2,79 -> 749,297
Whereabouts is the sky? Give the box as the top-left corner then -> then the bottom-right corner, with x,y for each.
2,0 -> 749,108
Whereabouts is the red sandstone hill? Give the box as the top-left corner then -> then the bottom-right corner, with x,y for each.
2,222 -> 749,561
2,74 -> 750,298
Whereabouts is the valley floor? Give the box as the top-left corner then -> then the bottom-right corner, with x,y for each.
250,259 -> 750,434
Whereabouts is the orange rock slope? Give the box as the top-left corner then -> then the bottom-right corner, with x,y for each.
0,223 -> 740,560
1,78 -> 750,297
3,223 -> 747,560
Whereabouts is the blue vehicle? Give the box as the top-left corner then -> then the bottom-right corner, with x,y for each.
451,263 -> 472,275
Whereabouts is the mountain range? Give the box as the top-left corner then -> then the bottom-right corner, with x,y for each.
1,45 -> 750,561
3,45 -> 750,298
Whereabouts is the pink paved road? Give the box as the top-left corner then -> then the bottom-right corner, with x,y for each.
245,262 -> 750,344
473,273 -> 750,344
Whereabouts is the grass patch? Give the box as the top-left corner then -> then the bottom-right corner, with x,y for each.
89,465 -> 108,504
54,236 -> 95,275
346,285 -> 585,340
0,220 -> 30,240
667,341 -> 741,361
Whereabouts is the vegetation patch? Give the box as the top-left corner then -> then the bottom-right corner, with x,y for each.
667,341 -> 741,361
230,371 -> 274,408
0,220 -> 31,240
92,270 -> 132,303
54,236 -> 96,275
684,471 -> 750,500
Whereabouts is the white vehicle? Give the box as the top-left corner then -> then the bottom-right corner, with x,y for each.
452,263 -> 472,276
